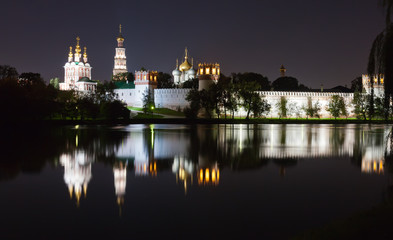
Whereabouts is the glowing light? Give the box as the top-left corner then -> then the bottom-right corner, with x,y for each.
199,169 -> 203,183
212,169 -> 216,182
205,169 -> 210,182
154,162 -> 156,171
373,161 -> 377,172
206,68 -> 210,75
217,169 -> 220,182
212,67 -> 216,75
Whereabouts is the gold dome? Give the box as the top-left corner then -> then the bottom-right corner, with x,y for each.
179,59 -> 192,72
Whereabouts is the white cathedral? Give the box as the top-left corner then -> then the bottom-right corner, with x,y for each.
59,37 -> 97,92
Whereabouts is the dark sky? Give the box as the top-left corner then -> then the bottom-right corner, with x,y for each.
0,0 -> 385,88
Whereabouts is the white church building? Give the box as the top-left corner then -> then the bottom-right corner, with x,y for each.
59,37 -> 97,92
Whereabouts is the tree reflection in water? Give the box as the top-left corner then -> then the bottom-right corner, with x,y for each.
0,124 -> 391,206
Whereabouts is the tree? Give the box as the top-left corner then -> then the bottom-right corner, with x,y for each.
251,95 -> 270,118
184,89 -> 201,119
238,81 -> 260,119
271,77 -> 309,91
199,89 -> 215,118
157,72 -> 174,88
49,77 -> 59,89
303,97 -> 321,119
182,77 -> 199,89
232,72 -> 270,90
287,102 -> 300,118
18,72 -> 44,87
327,95 -> 347,119
352,91 -> 368,120
142,88 -> 154,114
224,83 -> 239,119
0,65 -> 18,80
276,96 -> 288,118
350,76 -> 362,92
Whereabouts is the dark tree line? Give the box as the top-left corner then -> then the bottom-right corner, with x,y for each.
0,65 -> 130,122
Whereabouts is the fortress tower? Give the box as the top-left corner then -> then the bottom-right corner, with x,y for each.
113,24 -> 128,76
362,74 -> 384,97
197,63 -> 220,91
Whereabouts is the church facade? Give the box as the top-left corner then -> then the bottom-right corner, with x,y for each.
59,37 -> 97,92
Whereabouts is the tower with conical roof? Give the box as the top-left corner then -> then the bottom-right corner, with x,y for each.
113,24 -> 128,76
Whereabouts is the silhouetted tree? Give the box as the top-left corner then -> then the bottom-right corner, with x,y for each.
350,76 -> 362,91
232,72 -> 270,90
157,72 -> 174,88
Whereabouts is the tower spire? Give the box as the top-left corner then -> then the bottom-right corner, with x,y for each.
68,46 -> 73,62
83,47 -> 88,62
75,36 -> 81,54
185,47 -> 188,60
176,59 -> 179,69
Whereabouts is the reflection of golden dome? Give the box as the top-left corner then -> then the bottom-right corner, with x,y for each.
179,59 -> 192,72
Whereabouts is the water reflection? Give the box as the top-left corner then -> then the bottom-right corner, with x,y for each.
1,124 -> 392,207
60,151 -> 92,206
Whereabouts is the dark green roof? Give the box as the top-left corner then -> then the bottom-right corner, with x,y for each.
114,81 -> 135,89
77,77 -> 96,83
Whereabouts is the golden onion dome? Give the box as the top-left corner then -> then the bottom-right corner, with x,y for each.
179,59 -> 192,72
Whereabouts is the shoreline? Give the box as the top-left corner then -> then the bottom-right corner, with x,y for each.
2,118 -> 393,126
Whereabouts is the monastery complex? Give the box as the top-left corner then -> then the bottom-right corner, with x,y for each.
59,25 -> 385,118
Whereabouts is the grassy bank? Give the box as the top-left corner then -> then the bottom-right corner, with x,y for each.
128,107 -> 185,117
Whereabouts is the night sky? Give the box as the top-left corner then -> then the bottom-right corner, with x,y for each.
0,0 -> 385,88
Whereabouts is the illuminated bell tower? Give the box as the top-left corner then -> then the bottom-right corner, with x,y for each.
113,24 -> 128,76
280,64 -> 286,77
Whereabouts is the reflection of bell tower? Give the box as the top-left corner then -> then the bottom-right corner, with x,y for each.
113,161 -> 127,216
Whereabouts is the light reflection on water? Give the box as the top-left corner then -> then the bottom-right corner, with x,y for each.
0,124 -> 392,239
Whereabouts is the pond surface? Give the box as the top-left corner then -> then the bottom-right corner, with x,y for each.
0,124 -> 391,239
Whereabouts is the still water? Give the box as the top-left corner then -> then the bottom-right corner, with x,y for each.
0,124 -> 391,239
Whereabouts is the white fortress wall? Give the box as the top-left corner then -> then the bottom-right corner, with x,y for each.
115,89 -> 144,107
236,91 -> 354,118
116,87 -> 356,118
154,88 -> 191,110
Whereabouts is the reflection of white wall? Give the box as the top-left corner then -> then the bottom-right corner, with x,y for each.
114,127 -> 190,160
217,124 -> 390,160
